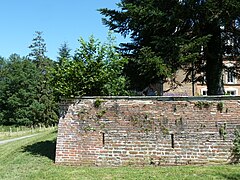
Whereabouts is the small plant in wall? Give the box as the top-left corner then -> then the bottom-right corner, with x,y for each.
96,110 -> 106,119
219,123 -> 227,140
231,129 -> 240,163
129,114 -> 153,134
83,125 -> 96,132
94,98 -> 104,108
195,101 -> 212,109
160,125 -> 169,135
175,117 -> 183,127
78,109 -> 87,120
217,101 -> 224,113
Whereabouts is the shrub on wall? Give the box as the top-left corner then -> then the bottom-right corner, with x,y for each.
231,129 -> 240,163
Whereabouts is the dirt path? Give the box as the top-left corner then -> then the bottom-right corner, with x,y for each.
0,134 -> 39,145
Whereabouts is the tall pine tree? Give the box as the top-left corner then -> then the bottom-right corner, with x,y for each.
28,31 -> 58,126
100,0 -> 240,95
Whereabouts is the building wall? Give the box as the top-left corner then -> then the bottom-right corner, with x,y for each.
164,62 -> 240,96
163,69 -> 194,96
55,96 -> 240,166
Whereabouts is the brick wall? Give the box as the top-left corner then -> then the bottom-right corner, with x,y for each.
55,96 -> 240,166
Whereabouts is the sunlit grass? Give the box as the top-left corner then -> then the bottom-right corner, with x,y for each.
0,130 -> 240,180
0,125 -> 56,140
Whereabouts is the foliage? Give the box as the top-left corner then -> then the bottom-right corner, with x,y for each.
100,0 -> 240,95
57,42 -> 72,62
28,31 -> 59,126
194,101 -> 212,109
1,131 -> 240,179
124,47 -> 174,93
0,32 -> 59,127
29,33 -> 58,125
0,53 -> 58,126
94,98 -> 104,108
231,129 -> 240,163
0,55 -> 39,126
217,102 -> 224,112
28,31 -> 48,68
219,123 -> 227,140
100,1 -> 183,93
51,33 -> 129,97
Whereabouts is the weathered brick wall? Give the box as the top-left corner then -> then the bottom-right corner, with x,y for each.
55,96 -> 240,166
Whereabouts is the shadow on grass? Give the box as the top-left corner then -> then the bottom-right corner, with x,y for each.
22,138 -> 57,162
219,173 -> 240,180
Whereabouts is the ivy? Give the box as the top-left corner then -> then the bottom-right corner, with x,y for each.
231,129 -> 240,163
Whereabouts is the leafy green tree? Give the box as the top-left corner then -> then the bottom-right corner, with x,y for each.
100,0 -> 240,95
74,35 -> 128,96
51,43 -> 74,99
102,33 -> 129,95
51,34 -> 128,97
51,41 -> 85,97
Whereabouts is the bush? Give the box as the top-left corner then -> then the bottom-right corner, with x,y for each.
230,129 -> 240,163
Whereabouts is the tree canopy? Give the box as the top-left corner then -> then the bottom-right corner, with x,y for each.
51,33 -> 129,97
0,32 -> 59,127
0,32 -> 130,127
0,54 -> 57,126
99,0 -> 240,95
28,31 -> 58,126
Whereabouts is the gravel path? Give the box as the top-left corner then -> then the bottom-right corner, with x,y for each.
0,134 -> 39,145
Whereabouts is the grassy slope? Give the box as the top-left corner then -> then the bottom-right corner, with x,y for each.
0,130 -> 240,180
0,126 -> 56,140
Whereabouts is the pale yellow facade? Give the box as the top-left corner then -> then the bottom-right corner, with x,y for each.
163,61 -> 240,96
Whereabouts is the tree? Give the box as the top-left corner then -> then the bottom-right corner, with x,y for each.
0,56 -> 7,123
28,31 -> 58,126
99,0 -> 240,95
100,0 -> 182,94
28,31 -> 47,68
179,0 -> 240,95
51,34 -> 128,97
57,42 -> 72,63
51,42 -> 79,98
0,54 -> 41,126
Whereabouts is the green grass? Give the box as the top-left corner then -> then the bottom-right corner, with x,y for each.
0,130 -> 240,180
0,125 -> 56,140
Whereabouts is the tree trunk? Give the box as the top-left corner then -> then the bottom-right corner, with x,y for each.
205,21 -> 225,95
159,77 -> 164,96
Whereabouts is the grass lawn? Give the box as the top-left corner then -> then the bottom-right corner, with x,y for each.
0,125 -> 56,141
0,130 -> 240,180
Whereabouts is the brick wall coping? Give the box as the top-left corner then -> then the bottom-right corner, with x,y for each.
62,95 -> 240,101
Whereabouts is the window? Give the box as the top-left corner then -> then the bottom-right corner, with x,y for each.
200,72 -> 206,85
225,88 -> 238,96
226,90 -> 237,95
201,88 -> 207,96
227,71 -> 236,84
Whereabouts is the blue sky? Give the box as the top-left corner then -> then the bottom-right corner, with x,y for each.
0,0 -> 126,60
